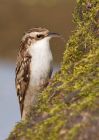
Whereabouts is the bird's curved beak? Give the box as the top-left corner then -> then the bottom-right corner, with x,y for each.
48,32 -> 60,38
47,32 -> 65,42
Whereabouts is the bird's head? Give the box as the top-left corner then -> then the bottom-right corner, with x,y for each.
21,27 -> 63,47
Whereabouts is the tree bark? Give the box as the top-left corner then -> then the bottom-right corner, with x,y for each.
7,0 -> 99,140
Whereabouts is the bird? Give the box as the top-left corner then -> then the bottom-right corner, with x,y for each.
15,27 -> 62,120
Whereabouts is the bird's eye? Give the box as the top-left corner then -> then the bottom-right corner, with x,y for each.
37,34 -> 44,39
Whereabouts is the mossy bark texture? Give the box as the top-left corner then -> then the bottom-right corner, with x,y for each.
8,0 -> 99,140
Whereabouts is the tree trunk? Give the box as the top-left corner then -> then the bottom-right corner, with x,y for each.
7,0 -> 99,140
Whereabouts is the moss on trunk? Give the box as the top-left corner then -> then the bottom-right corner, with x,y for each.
7,0 -> 99,140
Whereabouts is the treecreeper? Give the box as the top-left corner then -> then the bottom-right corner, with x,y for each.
15,27 -> 63,120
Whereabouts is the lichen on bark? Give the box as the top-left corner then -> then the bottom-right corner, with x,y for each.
7,0 -> 99,140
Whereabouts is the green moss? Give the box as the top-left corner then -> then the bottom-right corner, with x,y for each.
67,123 -> 81,140
7,0 -> 99,140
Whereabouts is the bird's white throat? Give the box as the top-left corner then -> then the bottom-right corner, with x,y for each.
28,37 -> 53,86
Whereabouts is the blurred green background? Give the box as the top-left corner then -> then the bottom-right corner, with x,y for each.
0,0 -> 76,140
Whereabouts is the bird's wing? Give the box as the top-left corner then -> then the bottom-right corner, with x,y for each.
15,52 -> 31,117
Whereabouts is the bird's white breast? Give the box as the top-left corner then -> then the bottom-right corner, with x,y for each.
28,37 -> 53,86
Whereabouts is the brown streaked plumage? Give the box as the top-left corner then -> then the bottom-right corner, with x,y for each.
15,46 -> 31,117
15,27 -> 50,117
15,27 -> 62,119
